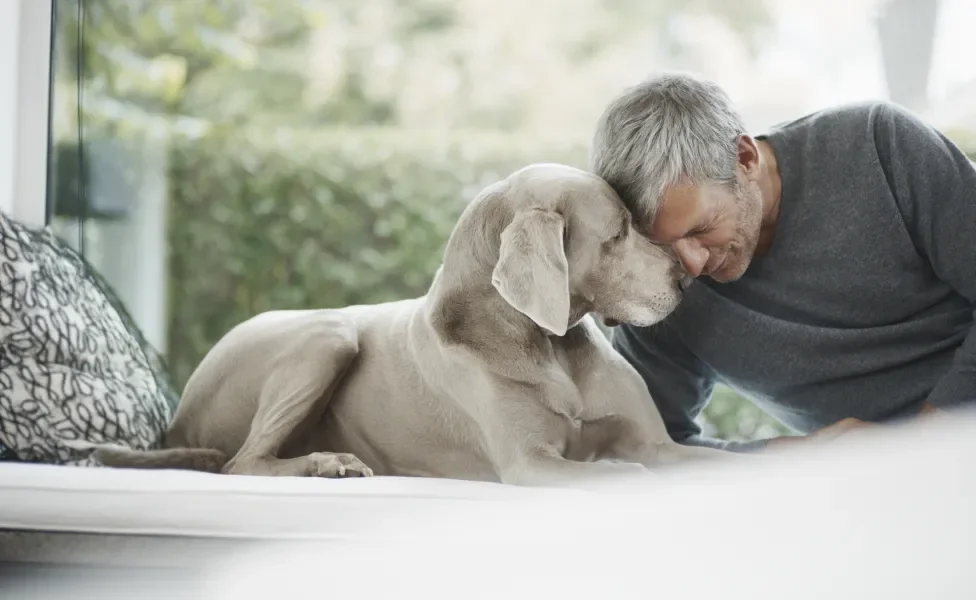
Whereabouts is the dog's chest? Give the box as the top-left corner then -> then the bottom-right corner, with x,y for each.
548,390 -> 589,459
547,348 -> 585,420
547,348 -> 614,437
552,384 -> 621,462
548,342 -> 633,460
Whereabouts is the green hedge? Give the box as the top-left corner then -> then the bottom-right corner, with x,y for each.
165,127 -> 974,442
166,128 -> 590,386
166,126 -> 790,441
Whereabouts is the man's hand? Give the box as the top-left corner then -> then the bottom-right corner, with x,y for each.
917,402 -> 946,420
765,417 -> 880,452
765,403 -> 946,452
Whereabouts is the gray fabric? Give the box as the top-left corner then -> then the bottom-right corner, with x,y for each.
613,101 -> 976,452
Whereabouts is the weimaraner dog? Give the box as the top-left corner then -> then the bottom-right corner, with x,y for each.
94,163 -> 731,486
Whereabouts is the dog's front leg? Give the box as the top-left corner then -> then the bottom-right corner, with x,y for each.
603,415 -> 743,468
502,449 -> 651,487
223,315 -> 373,478
481,401 -> 652,487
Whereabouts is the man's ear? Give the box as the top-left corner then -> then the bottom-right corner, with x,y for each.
491,208 -> 570,336
737,134 -> 761,182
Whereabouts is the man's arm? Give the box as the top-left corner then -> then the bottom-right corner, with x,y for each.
873,101 -> 976,411
612,321 -> 768,453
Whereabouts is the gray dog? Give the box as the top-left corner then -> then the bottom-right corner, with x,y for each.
95,163 -> 731,486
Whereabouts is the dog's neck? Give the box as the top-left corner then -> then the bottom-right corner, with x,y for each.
425,196 -> 591,382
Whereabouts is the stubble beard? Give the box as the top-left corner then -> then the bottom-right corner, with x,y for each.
712,184 -> 763,283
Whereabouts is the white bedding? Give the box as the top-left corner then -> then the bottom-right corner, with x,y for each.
0,462 -> 590,540
3,416 -> 976,599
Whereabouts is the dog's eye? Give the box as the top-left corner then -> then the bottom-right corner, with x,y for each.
602,231 -> 624,249
614,214 -> 632,241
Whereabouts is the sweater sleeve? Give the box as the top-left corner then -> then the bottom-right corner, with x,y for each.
612,321 -> 768,453
873,101 -> 976,410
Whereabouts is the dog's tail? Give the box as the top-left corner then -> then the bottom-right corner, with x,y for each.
87,443 -> 229,473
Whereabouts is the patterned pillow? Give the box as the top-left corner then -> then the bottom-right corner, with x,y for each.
0,209 -> 177,466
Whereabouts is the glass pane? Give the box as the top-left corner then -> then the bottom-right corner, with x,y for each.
48,0 -> 84,251
45,0 -> 976,443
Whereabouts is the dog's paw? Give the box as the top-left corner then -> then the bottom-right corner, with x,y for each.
305,452 -> 374,478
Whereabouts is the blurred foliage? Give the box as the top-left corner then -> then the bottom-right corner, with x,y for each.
164,124 -> 798,441
56,0 -> 974,446
51,0 -> 818,444
165,128 -> 586,385
68,0 -> 774,132
702,386 -> 794,441
163,123 -> 976,443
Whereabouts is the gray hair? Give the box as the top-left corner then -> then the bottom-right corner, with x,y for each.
589,72 -> 746,224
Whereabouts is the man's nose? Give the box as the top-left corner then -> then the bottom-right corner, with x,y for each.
672,238 -> 708,278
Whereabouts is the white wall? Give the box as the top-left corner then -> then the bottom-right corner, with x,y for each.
0,0 -> 52,226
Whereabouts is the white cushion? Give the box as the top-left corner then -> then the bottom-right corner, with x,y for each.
0,462 -> 591,540
4,414 -> 976,599
4,414 -> 976,545
201,417 -> 976,600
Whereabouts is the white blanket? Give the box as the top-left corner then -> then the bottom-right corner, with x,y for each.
3,416 -> 976,600
0,462 -> 591,540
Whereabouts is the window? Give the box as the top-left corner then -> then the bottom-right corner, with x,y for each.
33,0 -> 976,442
0,0 -> 52,227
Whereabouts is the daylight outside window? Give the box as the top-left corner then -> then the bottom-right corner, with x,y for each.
45,0 -> 976,444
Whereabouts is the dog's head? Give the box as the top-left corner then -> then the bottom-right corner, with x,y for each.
490,163 -> 683,336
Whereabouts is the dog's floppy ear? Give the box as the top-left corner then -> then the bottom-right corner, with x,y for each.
491,208 -> 570,336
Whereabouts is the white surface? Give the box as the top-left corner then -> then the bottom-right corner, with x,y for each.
203,417 -> 976,600
0,462 -> 591,540
3,417 -> 976,599
0,0 -> 52,225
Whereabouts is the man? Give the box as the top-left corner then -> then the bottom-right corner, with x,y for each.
589,72 -> 976,452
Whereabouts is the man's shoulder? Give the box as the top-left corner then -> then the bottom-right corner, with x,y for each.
762,100 -> 904,141
757,100 -> 923,178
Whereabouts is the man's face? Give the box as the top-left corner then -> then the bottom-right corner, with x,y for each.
646,175 -> 763,283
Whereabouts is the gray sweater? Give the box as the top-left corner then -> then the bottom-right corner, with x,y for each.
613,101 -> 976,452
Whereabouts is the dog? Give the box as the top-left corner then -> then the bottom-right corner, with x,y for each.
94,163 -> 732,486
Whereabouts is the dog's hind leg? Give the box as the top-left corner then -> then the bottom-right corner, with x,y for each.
222,313 -> 373,478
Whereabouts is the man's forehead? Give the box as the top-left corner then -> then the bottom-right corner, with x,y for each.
648,182 -> 706,242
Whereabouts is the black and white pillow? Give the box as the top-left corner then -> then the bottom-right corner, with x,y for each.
0,209 -> 177,466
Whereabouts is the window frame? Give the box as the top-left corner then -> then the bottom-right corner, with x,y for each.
0,0 -> 54,227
